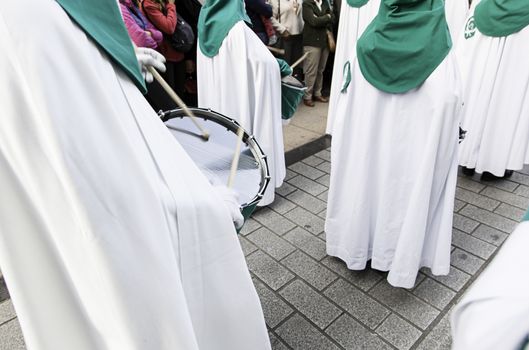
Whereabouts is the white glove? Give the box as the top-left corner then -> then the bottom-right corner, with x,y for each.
135,47 -> 166,83
214,185 -> 244,230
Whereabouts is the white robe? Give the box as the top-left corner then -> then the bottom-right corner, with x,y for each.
326,0 -> 380,135
451,221 -> 529,350
197,21 -> 285,206
456,0 -> 529,176
445,0 -> 469,44
325,53 -> 462,288
0,2 -> 270,350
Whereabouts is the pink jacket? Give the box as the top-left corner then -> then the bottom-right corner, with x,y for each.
120,0 -> 163,48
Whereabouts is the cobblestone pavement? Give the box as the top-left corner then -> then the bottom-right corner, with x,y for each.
2,147 -> 529,350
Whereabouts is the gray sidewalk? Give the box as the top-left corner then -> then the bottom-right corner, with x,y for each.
1,148 -> 529,350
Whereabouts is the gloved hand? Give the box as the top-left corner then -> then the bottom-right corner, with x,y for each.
135,47 -> 166,83
213,185 -> 244,230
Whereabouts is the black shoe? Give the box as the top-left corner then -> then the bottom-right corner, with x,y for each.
461,167 -> 475,176
504,170 -> 514,178
480,171 -> 513,181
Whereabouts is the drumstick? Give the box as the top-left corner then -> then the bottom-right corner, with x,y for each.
267,46 -> 285,55
227,127 -> 245,188
290,52 -> 309,70
147,66 -> 210,141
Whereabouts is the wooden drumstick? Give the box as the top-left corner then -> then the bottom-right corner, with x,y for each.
227,127 -> 245,188
267,46 -> 285,55
147,66 -> 210,141
290,52 -> 309,70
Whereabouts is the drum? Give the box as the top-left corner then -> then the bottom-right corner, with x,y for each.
281,75 -> 306,120
159,108 -> 271,225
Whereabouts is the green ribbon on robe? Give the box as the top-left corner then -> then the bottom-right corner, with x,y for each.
55,0 -> 146,93
356,0 -> 451,94
198,0 -> 251,57
474,0 -> 529,37
346,0 -> 370,8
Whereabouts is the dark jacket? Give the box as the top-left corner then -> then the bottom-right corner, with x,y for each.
302,0 -> 334,48
245,0 -> 273,34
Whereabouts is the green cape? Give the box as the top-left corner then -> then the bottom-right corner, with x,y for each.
346,0 -> 370,8
474,0 -> 529,37
198,0 -> 251,57
55,0 -> 146,93
356,0 -> 451,94
523,207 -> 529,222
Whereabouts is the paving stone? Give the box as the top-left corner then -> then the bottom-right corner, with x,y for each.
459,205 -> 517,233
324,279 -> 390,330
316,161 -> 331,174
286,190 -> 327,214
318,190 -> 328,203
370,282 -> 440,330
490,179 -> 518,192
247,227 -> 296,260
452,213 -> 479,233
481,186 -> 529,209
284,207 -> 325,235
239,217 -> 261,236
302,155 -> 325,167
494,203 -> 526,221
326,314 -> 393,350
276,182 -> 297,197
283,227 -> 327,260
376,314 -> 422,350
514,185 -> 529,198
455,187 -> 500,211
451,229 -> 496,259
314,149 -> 331,162
412,278 -> 456,310
456,176 -> 486,193
509,171 -> 529,186
0,319 -> 25,350
453,199 -> 465,212
269,195 -> 297,215
288,162 -> 325,180
253,279 -> 294,328
285,169 -> 297,181
316,174 -> 330,187
472,224 -> 509,246
288,175 -> 327,196
247,251 -> 295,290
281,251 -> 337,291
276,314 -> 340,350
450,248 -> 485,275
0,301 -> 15,325
279,280 -> 342,329
421,266 -> 471,292
319,231 -> 326,241
416,314 -> 452,350
269,332 -> 290,350
321,257 -> 383,291
253,207 -> 297,235
0,279 -> 9,305
238,236 -> 258,256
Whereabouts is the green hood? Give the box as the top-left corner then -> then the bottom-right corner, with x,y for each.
198,0 -> 251,57
55,0 -> 146,93
356,0 -> 451,93
346,0 -> 370,8
475,0 -> 529,37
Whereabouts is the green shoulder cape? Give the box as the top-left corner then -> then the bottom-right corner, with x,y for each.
474,0 -> 529,37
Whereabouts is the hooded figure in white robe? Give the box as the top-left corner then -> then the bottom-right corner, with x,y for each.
0,1 -> 271,349
325,0 -> 462,288
451,211 -> 529,350
197,0 -> 285,206
456,0 -> 529,180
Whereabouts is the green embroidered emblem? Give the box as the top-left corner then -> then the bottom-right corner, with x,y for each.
464,16 -> 476,39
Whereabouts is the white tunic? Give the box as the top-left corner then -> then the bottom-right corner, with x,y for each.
325,53 -> 462,288
197,21 -> 285,206
445,0 -> 469,43
0,2 -> 270,350
456,0 -> 529,176
326,0 -> 380,135
452,221 -> 529,350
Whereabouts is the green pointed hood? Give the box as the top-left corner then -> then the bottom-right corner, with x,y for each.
356,0 -> 451,94
346,0 -> 370,8
55,0 -> 147,93
474,0 -> 529,37
198,0 -> 251,57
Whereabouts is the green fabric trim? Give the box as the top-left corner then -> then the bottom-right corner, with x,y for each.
346,0 -> 370,8
356,0 -> 451,94
55,0 -> 147,93
522,207 -> 529,222
341,61 -> 351,93
474,0 -> 529,37
198,0 -> 251,57
276,59 -> 293,77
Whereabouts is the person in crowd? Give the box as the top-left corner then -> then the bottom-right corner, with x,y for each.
326,0 -> 380,134
456,0 -> 529,181
120,0 -> 163,48
197,0 -> 285,206
245,0 -> 274,44
143,0 -> 187,110
301,0 -> 335,107
0,0 -> 271,349
325,0 -> 462,288
269,0 -> 304,77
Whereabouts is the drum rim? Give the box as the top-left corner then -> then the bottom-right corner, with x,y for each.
160,108 -> 271,209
